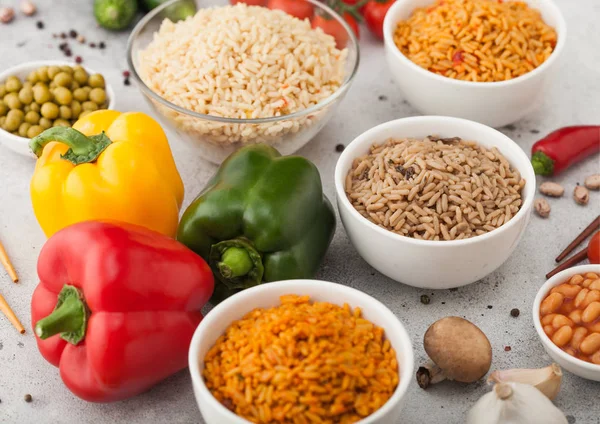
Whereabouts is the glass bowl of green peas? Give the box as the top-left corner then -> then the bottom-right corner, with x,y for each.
0,60 -> 115,158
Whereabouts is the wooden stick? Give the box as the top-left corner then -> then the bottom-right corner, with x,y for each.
555,215 -> 600,263
0,292 -> 25,334
547,248 -> 588,279
0,239 -> 18,282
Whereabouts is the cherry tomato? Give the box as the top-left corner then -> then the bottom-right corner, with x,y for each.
267,0 -> 314,19
363,0 -> 395,40
230,0 -> 266,5
312,13 -> 359,48
588,232 -> 600,264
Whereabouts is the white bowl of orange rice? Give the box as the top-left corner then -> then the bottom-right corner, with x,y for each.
188,280 -> 414,424
382,0 -> 567,128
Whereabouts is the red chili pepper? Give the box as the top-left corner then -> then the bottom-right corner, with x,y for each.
531,126 -> 600,176
31,221 -> 214,402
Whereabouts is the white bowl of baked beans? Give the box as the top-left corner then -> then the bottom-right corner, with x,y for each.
533,264 -> 600,381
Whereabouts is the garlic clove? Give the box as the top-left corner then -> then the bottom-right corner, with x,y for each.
488,363 -> 562,400
467,382 -> 568,424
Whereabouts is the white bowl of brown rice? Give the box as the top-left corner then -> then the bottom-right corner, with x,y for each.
188,279 -> 414,424
127,0 -> 359,164
382,0 -> 566,128
334,116 -> 535,289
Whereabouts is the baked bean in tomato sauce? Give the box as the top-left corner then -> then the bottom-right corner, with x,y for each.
540,272 -> 600,364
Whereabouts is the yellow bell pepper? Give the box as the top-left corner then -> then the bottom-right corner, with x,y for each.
29,110 -> 184,238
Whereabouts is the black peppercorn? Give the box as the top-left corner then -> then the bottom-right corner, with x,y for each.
335,144 -> 344,152
420,294 -> 430,305
24,394 -> 33,403
487,305 -> 493,309
69,30 -> 77,38
378,95 -> 387,101
90,42 -> 96,48
36,21 -> 44,29
60,32 -> 67,39
510,308 -> 520,317
124,78 -> 131,86
99,41 -> 106,49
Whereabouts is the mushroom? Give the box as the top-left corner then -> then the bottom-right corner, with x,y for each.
416,316 -> 492,389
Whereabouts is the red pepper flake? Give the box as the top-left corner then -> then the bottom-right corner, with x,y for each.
452,51 -> 464,64
75,56 -> 82,64
504,346 -> 511,352
123,70 -> 130,78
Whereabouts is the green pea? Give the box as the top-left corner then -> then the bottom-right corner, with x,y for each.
33,85 -> 51,104
52,119 -> 70,127
5,76 -> 22,93
73,88 -> 88,102
89,88 -> 106,105
78,110 -> 93,119
22,81 -> 33,90
23,105 -> 30,113
49,82 -> 57,90
0,85 -> 5,98
82,86 -> 92,95
27,71 -> 38,83
41,102 -> 59,119
60,65 -> 73,74
82,101 -> 98,112
54,86 -> 73,106
70,81 -> 80,91
18,87 -> 34,105
30,102 -> 40,113
0,102 -> 7,117
55,72 -> 72,88
88,74 -> 105,89
73,68 -> 88,84
25,110 -> 40,124
4,93 -> 22,110
47,66 -> 61,80
27,125 -> 44,138
70,100 -> 82,119
36,66 -> 50,82
4,109 -> 24,132
39,117 -> 52,129
0,116 -> 5,127
59,105 -> 72,120
18,122 -> 31,137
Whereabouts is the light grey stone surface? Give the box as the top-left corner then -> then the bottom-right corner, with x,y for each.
0,1 -> 599,423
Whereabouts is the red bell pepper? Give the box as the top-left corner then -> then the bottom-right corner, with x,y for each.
31,221 -> 214,402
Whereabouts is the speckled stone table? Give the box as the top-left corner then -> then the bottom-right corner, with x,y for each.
0,1 -> 599,423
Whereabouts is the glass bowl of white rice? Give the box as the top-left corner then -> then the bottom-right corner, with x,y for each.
127,0 -> 359,164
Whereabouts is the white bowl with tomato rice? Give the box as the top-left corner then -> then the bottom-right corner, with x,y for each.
382,0 -> 567,128
188,279 -> 414,424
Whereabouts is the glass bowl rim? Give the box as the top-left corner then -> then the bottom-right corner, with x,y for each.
126,0 -> 360,124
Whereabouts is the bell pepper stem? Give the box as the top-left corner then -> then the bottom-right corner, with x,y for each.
209,238 -> 265,290
217,247 -> 253,279
531,151 -> 555,176
29,127 -> 112,165
34,285 -> 88,345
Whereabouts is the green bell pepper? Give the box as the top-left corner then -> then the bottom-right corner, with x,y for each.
177,144 -> 336,303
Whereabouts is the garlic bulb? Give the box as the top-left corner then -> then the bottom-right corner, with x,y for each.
467,382 -> 568,424
488,363 -> 562,400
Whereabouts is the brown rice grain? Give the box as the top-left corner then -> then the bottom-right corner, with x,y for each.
345,136 -> 525,240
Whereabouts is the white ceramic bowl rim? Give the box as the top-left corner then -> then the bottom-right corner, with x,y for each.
334,115 -> 536,248
188,279 -> 414,424
0,60 -> 116,143
126,0 -> 360,125
532,264 -> 600,372
382,0 -> 567,88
